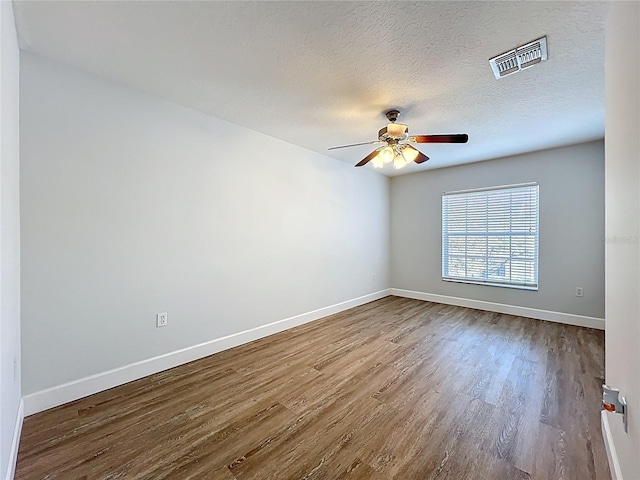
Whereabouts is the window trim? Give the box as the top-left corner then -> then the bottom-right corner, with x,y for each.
441,182 -> 539,291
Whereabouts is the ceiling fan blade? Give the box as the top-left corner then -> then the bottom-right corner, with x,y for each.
404,145 -> 430,164
328,140 -> 382,150
410,134 -> 469,144
355,149 -> 380,167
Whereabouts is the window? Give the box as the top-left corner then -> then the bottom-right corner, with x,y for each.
442,182 -> 539,290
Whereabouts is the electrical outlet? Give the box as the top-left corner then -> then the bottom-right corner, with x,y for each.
372,273 -> 377,280
575,287 -> 584,297
156,312 -> 168,327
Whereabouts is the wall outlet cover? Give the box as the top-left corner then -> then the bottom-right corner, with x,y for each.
156,312 -> 168,327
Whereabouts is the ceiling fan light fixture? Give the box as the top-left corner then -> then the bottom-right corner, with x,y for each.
393,154 -> 407,169
401,145 -> 419,163
380,146 -> 394,164
372,154 -> 384,169
392,145 -> 407,169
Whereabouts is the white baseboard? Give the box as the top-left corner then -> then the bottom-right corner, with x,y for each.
23,289 -> 392,416
390,289 -> 605,330
5,399 -> 24,480
601,410 -> 623,480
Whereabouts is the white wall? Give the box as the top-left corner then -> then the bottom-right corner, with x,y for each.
20,53 -> 390,397
390,141 -> 605,319
0,1 -> 22,478
604,1 -> 640,478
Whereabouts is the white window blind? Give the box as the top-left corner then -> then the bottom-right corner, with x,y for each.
442,183 -> 539,290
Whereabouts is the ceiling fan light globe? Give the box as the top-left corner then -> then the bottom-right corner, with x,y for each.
380,146 -> 394,164
393,155 -> 407,169
402,145 -> 420,163
372,155 -> 384,169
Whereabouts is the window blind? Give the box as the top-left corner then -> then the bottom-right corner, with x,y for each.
442,183 -> 539,289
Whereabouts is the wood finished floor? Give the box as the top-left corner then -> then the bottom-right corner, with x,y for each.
16,297 -> 608,480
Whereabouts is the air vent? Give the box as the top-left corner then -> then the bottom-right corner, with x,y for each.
489,37 -> 548,79
492,50 -> 519,78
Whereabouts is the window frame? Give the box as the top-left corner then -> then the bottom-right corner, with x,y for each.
441,182 -> 539,291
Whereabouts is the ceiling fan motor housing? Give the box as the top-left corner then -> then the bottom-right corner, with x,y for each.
379,123 -> 409,142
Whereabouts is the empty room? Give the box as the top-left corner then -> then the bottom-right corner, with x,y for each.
1,1 -> 639,479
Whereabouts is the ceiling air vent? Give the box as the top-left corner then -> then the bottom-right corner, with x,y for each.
489,37 -> 548,79
492,50 -> 519,78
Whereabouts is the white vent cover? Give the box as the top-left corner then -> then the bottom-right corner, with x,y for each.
489,37 -> 548,79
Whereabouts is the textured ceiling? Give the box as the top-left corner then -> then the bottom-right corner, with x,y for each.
13,1 -> 608,176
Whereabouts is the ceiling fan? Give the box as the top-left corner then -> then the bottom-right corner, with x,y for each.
328,110 -> 469,169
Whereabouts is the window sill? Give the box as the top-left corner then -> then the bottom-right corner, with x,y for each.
442,277 -> 538,291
